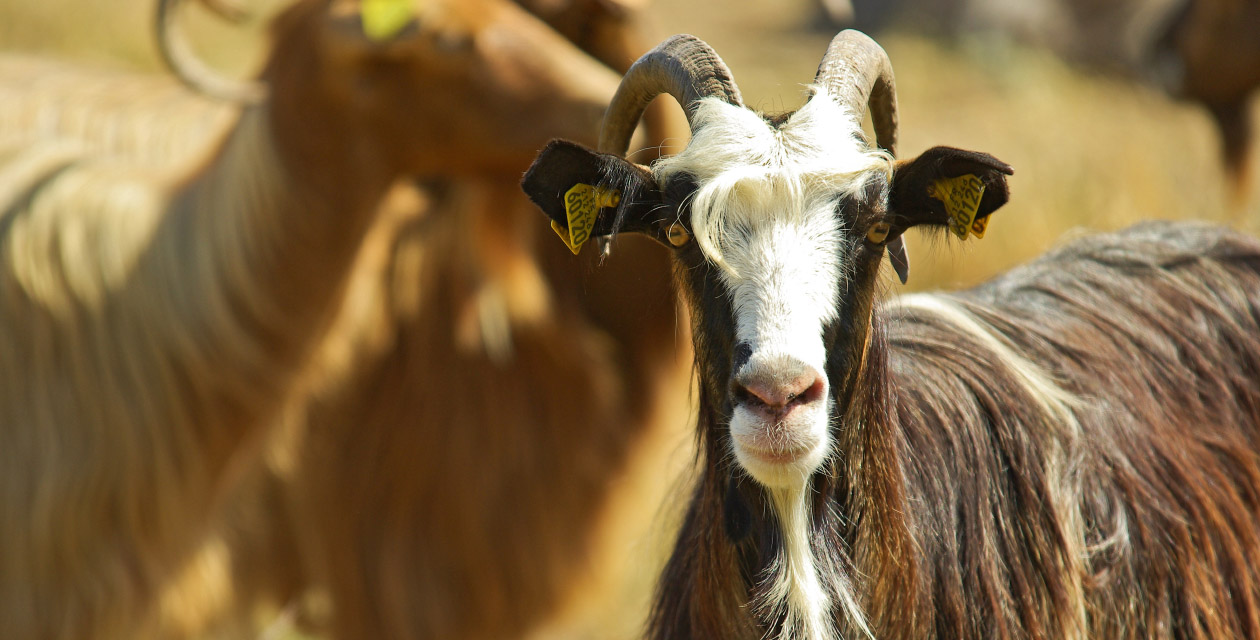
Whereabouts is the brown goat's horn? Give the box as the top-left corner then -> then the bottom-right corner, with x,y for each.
155,0 -> 265,103
598,34 -> 743,157
814,29 -> 898,157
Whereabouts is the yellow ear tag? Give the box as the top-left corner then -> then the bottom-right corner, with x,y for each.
927,174 -> 988,240
362,0 -> 417,42
552,183 -> 619,255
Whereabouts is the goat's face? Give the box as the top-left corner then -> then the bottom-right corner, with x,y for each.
262,0 -> 619,176
523,33 -> 1012,489
655,95 -> 890,487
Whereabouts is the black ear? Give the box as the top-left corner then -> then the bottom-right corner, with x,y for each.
521,139 -> 668,254
888,146 -> 1013,240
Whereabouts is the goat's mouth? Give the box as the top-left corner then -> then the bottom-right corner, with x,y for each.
729,411 -> 829,487
732,434 -> 818,463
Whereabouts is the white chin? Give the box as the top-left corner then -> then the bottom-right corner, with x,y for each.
729,411 -> 829,488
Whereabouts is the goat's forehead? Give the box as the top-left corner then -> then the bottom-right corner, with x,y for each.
655,93 -> 889,212
653,91 -> 891,270
667,91 -> 879,165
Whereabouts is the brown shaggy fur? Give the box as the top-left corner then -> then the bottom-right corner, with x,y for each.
0,54 -> 236,165
288,177 -> 687,639
651,221 -> 1260,639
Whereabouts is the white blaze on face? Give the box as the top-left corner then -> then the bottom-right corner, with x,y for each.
653,89 -> 890,640
720,187 -> 841,487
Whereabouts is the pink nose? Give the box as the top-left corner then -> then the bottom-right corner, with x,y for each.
732,362 -> 826,417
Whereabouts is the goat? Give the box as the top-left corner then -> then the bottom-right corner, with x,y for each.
0,0 -> 623,636
1151,0 -> 1260,201
523,30 -> 1260,639
152,0 -> 692,637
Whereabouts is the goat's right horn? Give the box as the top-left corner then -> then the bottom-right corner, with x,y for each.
155,0 -> 265,103
598,34 -> 743,157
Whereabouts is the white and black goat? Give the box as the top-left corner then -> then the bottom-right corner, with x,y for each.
523,31 -> 1260,640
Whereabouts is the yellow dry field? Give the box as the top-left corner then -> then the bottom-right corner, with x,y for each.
2,0 -> 1258,639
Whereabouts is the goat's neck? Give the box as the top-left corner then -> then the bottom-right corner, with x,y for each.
149,105 -> 393,456
823,304 -> 921,634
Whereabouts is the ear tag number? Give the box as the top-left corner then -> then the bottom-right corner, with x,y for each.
552,183 -> 619,255
362,0 -> 418,42
928,174 -> 987,240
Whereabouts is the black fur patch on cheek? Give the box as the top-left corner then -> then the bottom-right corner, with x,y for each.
732,342 -> 753,372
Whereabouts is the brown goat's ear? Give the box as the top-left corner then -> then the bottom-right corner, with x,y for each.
889,146 -> 1014,241
521,139 -> 667,255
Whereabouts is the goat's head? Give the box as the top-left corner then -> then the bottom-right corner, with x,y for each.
523,32 -> 1013,490
157,0 -> 622,175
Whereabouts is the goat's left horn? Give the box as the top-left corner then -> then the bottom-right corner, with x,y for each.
816,30 -> 909,283
598,34 -> 744,157
814,29 -> 898,156
155,0 -> 265,103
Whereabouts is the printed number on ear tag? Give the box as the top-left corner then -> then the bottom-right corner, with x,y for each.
552,184 -> 620,255
362,0 -> 417,42
928,174 -> 987,240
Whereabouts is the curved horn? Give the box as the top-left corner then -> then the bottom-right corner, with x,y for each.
814,29 -> 897,156
814,30 -> 908,283
598,34 -> 743,156
155,0 -> 265,103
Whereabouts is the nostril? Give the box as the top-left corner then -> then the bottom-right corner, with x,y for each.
792,375 -> 826,407
734,379 -> 779,409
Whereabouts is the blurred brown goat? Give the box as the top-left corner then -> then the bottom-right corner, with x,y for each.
0,0 -> 688,638
0,0 -> 624,637
156,0 -> 693,638
1152,0 -> 1260,201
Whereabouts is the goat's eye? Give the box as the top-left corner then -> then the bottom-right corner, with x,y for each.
666,223 -> 691,247
866,222 -> 891,244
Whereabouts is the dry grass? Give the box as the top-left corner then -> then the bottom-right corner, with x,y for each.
2,0 -> 1258,638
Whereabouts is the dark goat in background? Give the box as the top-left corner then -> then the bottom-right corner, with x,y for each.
524,30 -> 1260,639
1151,0 -> 1260,200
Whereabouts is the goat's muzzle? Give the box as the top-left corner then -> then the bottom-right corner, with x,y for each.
728,356 -> 830,486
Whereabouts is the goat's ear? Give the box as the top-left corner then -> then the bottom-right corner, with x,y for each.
521,139 -> 667,255
888,146 -> 1014,241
